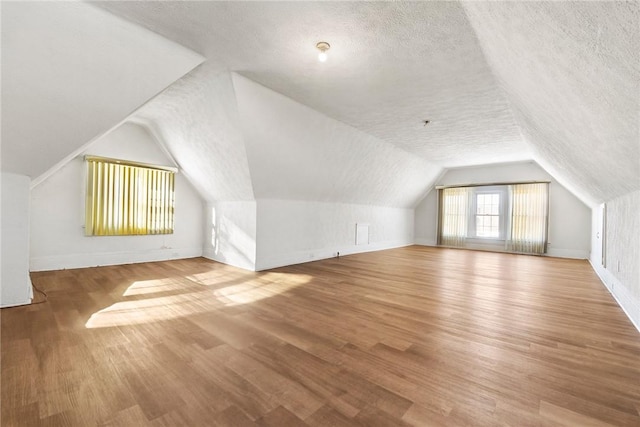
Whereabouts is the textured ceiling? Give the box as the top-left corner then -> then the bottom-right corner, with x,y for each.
1,2 -> 203,178
233,74 -> 441,207
462,1 -> 639,203
133,65 -> 255,202
7,1 -> 637,208
93,1 -> 530,168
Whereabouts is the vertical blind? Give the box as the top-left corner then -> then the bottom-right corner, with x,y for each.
85,156 -> 176,236
506,183 -> 549,254
438,187 -> 470,247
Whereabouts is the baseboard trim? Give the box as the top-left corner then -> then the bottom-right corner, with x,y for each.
414,240 -> 588,260
202,248 -> 256,272
0,298 -> 32,309
255,240 -> 413,271
589,259 -> 640,334
414,238 -> 437,246
30,247 -> 203,272
546,248 -> 589,259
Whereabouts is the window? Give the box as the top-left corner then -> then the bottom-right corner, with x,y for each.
85,156 -> 176,236
437,182 -> 549,254
475,193 -> 500,238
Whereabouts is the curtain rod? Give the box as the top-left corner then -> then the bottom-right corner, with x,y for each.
84,155 -> 178,173
435,180 -> 550,190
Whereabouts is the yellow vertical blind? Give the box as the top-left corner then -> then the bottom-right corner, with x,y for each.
85,156 -> 176,236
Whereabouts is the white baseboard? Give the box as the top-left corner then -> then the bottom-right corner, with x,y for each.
589,259 -> 640,334
202,248 -> 256,272
546,247 -> 589,259
30,247 -> 203,272
255,240 -> 413,271
415,239 -> 588,260
414,238 -> 437,246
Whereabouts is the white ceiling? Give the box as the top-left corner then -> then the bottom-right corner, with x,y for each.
462,1 -> 639,203
1,2 -> 203,178
4,1 -> 637,208
92,1 -> 531,168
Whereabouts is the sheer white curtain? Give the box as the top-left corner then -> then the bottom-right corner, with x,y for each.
439,187 -> 470,247
506,183 -> 549,254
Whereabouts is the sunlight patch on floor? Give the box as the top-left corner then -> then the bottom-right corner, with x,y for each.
86,271 -> 311,328
123,278 -> 184,296
214,272 -> 311,306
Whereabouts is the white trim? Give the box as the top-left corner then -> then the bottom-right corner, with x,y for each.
255,240 -> 413,271
202,248 -> 256,272
414,238 -> 437,246
30,247 -> 202,272
589,259 -> 640,334
0,299 -> 32,309
416,242 -> 587,260
545,248 -> 589,259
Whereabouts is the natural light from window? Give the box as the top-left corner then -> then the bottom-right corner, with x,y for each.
85,271 -> 311,328
475,193 -> 500,238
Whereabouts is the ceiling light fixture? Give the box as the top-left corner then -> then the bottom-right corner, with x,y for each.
316,41 -> 330,62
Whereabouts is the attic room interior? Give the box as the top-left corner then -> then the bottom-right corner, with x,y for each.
1,1 -> 639,426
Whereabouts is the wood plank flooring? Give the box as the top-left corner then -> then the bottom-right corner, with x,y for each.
2,246 -> 639,426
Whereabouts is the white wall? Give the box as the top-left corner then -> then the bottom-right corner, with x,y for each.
30,122 -> 204,271
203,201 -> 257,271
1,173 -> 33,307
590,191 -> 640,331
256,199 -> 414,271
414,161 -> 592,259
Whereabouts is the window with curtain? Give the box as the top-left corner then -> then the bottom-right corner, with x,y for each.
437,182 -> 549,255
85,156 -> 176,236
505,183 -> 549,254
438,187 -> 470,247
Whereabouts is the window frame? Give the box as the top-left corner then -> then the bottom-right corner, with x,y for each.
467,186 -> 508,242
84,155 -> 177,236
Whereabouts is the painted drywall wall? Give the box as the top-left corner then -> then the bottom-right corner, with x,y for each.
203,201 -> 257,271
414,161 -> 591,259
256,199 -> 414,271
590,191 -> 640,331
232,73 -> 441,208
1,173 -> 33,307
30,122 -> 204,271
2,1 -> 204,180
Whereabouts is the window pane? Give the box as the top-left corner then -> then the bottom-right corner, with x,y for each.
491,216 -> 499,229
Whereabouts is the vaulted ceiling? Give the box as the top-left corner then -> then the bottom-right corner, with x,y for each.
3,1 -> 638,208
1,1 -> 203,180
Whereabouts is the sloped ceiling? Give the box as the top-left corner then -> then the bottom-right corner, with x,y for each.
1,1 -> 204,179
133,65 -> 255,202
94,0 -> 530,170
233,74 -> 441,207
8,1 -> 637,208
462,1 -> 639,203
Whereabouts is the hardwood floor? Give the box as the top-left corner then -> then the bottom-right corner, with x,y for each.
2,246 -> 639,426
